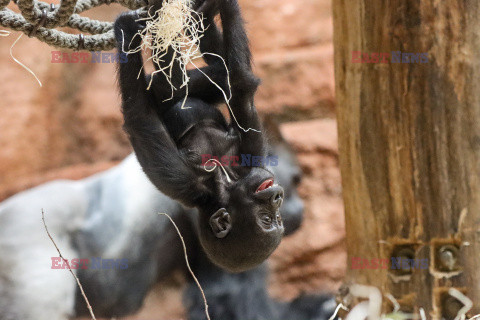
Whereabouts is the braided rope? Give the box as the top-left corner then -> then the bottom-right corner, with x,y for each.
0,0 -> 147,50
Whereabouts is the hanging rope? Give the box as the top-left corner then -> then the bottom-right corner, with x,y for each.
0,0 -> 147,51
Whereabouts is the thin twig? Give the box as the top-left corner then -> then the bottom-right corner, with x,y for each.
41,209 -> 96,320
158,212 -> 210,320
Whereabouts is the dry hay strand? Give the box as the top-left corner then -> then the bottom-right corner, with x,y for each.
4,32 -> 43,87
203,158 -> 232,182
42,209 -> 96,319
158,212 -> 210,320
332,285 -> 480,320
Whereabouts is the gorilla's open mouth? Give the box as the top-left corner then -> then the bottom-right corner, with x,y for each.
256,179 -> 274,193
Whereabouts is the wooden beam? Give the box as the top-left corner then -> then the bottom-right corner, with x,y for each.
332,1 -> 480,318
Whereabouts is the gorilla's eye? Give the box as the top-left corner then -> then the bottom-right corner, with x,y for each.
293,174 -> 302,186
262,216 -> 273,226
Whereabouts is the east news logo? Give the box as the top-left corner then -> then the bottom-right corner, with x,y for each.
51,257 -> 128,270
351,51 -> 429,64
51,51 -> 128,63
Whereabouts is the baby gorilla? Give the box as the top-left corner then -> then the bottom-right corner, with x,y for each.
114,0 -> 284,272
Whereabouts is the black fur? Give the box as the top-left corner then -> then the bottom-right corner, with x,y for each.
183,134 -> 335,320
114,0 -> 285,272
184,256 -> 336,320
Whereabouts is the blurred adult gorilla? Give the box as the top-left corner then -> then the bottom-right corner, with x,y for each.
0,119 -> 333,320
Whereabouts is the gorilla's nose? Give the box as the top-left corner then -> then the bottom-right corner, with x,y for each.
270,188 -> 284,209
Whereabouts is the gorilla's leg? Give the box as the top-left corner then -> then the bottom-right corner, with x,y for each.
0,246 -> 77,320
183,256 -> 280,320
280,293 -> 337,320
183,254 -> 336,320
0,182 -> 84,320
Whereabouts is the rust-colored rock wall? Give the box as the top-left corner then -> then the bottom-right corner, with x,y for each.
270,119 -> 345,300
0,0 -> 343,316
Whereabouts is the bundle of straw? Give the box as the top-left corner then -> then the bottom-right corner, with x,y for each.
136,0 -> 205,93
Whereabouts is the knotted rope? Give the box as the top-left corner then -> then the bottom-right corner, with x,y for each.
0,0 -> 147,51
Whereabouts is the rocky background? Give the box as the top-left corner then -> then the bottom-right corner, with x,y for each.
0,0 -> 345,318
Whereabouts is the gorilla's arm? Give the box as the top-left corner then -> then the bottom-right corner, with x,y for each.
115,0 -> 266,206
218,0 -> 266,157
114,13 -> 208,208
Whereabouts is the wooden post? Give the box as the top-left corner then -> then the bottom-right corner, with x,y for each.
332,1 -> 480,318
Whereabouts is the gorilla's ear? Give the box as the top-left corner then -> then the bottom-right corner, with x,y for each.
209,208 -> 232,239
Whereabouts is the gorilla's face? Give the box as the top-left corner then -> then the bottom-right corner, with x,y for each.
269,142 -> 304,236
196,120 -> 305,272
198,167 -> 285,273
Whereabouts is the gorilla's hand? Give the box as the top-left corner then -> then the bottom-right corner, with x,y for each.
114,11 -> 145,51
197,0 -> 219,17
